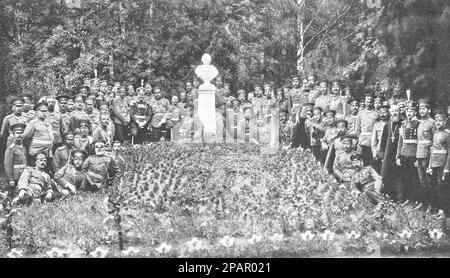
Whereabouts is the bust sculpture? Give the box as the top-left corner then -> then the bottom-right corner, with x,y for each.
195,54 -> 219,90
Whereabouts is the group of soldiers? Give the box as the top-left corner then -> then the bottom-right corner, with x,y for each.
1,73 -> 449,214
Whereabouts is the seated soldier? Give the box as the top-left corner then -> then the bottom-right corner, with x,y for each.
93,114 -> 115,149
349,153 -> 384,205
82,139 -> 121,191
13,152 -> 53,205
333,135 -> 358,183
74,119 -> 94,155
52,131 -> 75,174
54,150 -> 87,197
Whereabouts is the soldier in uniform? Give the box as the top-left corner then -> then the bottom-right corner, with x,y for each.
276,87 -> 289,115
84,97 -> 101,132
1,98 -> 27,147
69,95 -> 90,133
374,96 -> 385,112
349,153 -> 384,205
130,88 -> 152,144
13,152 -> 53,205
416,99 -> 435,190
56,92 -> 71,134
356,93 -> 379,166
54,150 -> 87,197
279,110 -> 295,148
82,139 -> 121,191
395,101 -> 420,201
111,85 -> 130,143
371,104 -> 390,173
345,98 -> 359,137
93,114 -> 115,149
45,96 -> 65,150
74,120 -> 94,155
67,97 -> 75,113
306,106 -> 325,162
150,86 -> 173,142
4,123 -> 27,196
321,110 -> 339,171
22,102 -> 54,166
427,111 -> 450,213
52,131 -> 75,174
21,94 -> 36,123
333,135 -> 358,183
315,80 -> 331,113
328,80 -> 347,118
287,76 -> 303,120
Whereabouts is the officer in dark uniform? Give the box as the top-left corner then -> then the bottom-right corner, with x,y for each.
130,87 -> 153,144
4,123 -> 27,196
1,98 -> 27,147
396,100 -> 420,201
52,131 -> 76,174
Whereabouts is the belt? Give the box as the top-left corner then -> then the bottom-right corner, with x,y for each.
418,140 -> 432,144
13,164 -> 26,169
432,150 -> 447,154
403,139 -> 418,144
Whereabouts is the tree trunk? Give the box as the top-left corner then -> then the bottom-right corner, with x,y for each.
297,0 -> 305,76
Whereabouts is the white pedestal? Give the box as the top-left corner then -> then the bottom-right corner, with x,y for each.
197,85 -> 217,142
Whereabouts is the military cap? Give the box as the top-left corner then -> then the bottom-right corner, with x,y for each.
237,89 -> 246,94
90,78 -> 100,85
72,94 -> 85,101
153,85 -> 162,91
242,104 -> 253,112
379,104 -> 390,110
79,120 -> 91,128
114,81 -> 121,87
291,75 -> 301,81
382,101 -> 390,106
136,87 -> 145,93
10,97 -> 23,105
86,94 -> 96,101
313,106 -> 323,113
78,84 -> 90,92
72,149 -> 87,158
94,138 -> 106,145
324,110 -> 336,117
405,100 -> 417,109
418,98 -> 431,108
224,82 -> 231,87
305,102 -> 315,108
34,101 -> 48,111
434,110 -> 446,119
335,119 -> 348,127
82,78 -> 91,86
21,94 -> 33,101
275,87 -> 283,93
100,80 -> 108,86
56,93 -> 70,101
10,123 -> 26,132
253,83 -> 262,89
341,134 -> 354,142
283,83 -> 292,89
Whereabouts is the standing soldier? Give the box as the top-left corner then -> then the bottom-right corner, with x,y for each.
356,93 -> 379,166
69,95 -> 90,133
84,96 -> 101,132
130,88 -> 152,144
74,120 -> 94,155
21,94 -> 36,123
427,111 -> 450,213
93,114 -> 115,149
328,80 -> 347,118
321,110 -> 339,171
4,123 -> 27,196
1,98 -> 27,147
82,139 -> 121,191
416,99 -> 435,190
111,85 -> 130,143
150,86 -> 173,142
306,107 -> 325,162
287,76 -> 302,120
45,96 -> 65,150
396,101 -> 420,201
276,88 -> 289,115
52,131 -> 75,174
371,105 -> 390,173
345,98 -> 360,138
56,92 -> 71,134
279,111 -> 295,148
22,102 -> 54,164
315,80 -> 331,113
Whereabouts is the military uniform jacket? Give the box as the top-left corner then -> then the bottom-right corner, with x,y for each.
130,101 -> 152,125
305,120 -> 324,147
23,110 -> 36,123
4,143 -> 27,183
45,111 -> 65,144
52,145 -> 75,174
92,126 -> 114,148
69,110 -> 90,132
329,95 -> 347,118
150,98 -> 171,128
280,120 -> 296,147
371,120 -> 387,159
74,135 -> 93,155
321,125 -> 339,151
59,111 -> 71,134
315,94 -> 331,113
397,118 -> 420,158
428,129 -> 450,170
333,150 -> 358,182
1,114 -> 28,147
18,167 -> 52,198
82,154 -> 121,189
54,164 -> 86,190
416,117 -> 435,159
22,119 -> 54,157
356,109 -> 379,147
308,89 -> 320,104
350,166 -> 382,192
85,109 -> 101,132
345,114 -> 359,137
112,98 -> 130,125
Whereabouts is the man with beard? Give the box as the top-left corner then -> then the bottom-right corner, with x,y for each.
349,153 -> 384,205
356,93 -> 379,166
70,95 -> 90,134
56,92 -> 71,135
345,98 -> 360,138
1,98 -> 27,147
84,96 -> 101,132
333,135 -> 358,183
416,99 -> 435,191
379,104 -> 403,200
371,105 -> 390,173
45,96 -> 65,150
74,120 -> 94,155
93,114 -> 115,149
215,76 -> 224,98
111,85 -> 130,143
427,111 -> 450,213
52,131 -> 75,174
54,149 -> 87,197
4,123 -> 27,195
150,86 -> 173,142
396,101 -> 420,202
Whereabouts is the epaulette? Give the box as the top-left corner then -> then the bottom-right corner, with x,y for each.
7,143 -> 16,149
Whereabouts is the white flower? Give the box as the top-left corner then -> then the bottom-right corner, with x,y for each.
429,229 -> 444,240
122,247 -> 140,256
186,237 -> 207,252
247,234 -> 263,245
7,248 -> 24,258
321,230 -> 335,241
89,247 -> 109,258
375,231 -> 389,239
399,229 -> 412,239
219,236 -> 235,248
301,231 -> 315,241
155,243 -> 172,254
346,230 -> 361,239
269,233 -> 284,241
46,247 -> 67,258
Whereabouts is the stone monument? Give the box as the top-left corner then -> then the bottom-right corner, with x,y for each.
195,54 -> 218,142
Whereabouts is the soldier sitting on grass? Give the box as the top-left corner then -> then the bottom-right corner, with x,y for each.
12,152 -> 54,205
53,150 -> 87,198
349,153 -> 384,205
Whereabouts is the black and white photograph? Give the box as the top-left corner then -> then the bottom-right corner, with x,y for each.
1,0 -> 450,261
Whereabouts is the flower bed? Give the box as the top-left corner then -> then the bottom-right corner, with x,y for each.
1,143 -> 450,257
